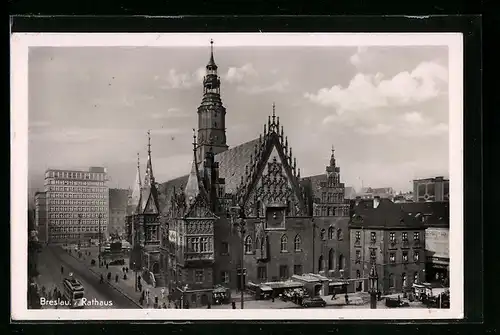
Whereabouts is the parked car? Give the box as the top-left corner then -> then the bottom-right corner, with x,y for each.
108,259 -> 125,266
301,297 -> 327,308
385,297 -> 410,308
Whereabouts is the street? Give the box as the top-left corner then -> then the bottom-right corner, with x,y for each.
36,246 -> 139,309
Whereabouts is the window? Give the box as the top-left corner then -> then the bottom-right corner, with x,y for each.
279,265 -> 288,279
321,193 -> 326,202
355,231 -> 361,241
329,249 -> 335,270
320,229 -> 326,240
221,271 -> 229,284
195,270 -> 204,283
402,251 -> 409,263
402,232 -> 408,242
402,273 -> 407,288
294,234 -> 302,251
414,272 -> 419,284
355,250 -> 361,264
389,252 -> 396,263
370,232 -> 376,242
389,274 -> 395,288
258,266 -> 267,281
244,235 -> 253,253
328,227 -> 334,239
280,235 -> 288,252
338,254 -> 345,270
337,229 -> 343,240
413,251 -> 420,262
389,232 -> 395,242
294,265 -> 302,275
413,232 -> 420,241
370,249 -> 377,264
318,255 -> 324,272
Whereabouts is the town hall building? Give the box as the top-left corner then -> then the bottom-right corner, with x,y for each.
155,41 -> 353,306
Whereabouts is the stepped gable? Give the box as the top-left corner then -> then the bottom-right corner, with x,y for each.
350,198 -> 422,229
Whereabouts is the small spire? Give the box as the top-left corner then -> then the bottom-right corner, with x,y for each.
331,144 -> 335,156
297,168 -> 301,179
264,124 -> 267,134
281,125 -> 284,139
147,130 -> 152,156
285,136 -> 288,149
272,102 -> 276,123
137,152 -> 140,169
207,39 -> 216,68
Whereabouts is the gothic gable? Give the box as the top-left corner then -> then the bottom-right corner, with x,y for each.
239,133 -> 307,217
185,193 -> 217,219
142,191 -> 159,214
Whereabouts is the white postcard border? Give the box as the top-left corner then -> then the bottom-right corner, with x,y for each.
11,32 -> 463,320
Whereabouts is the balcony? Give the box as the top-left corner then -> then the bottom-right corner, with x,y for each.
184,251 -> 214,265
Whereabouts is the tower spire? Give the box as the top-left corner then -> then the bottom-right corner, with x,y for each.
330,144 -> 336,167
207,39 -> 217,68
144,130 -> 155,186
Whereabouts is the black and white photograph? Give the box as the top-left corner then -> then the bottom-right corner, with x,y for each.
11,33 -> 463,320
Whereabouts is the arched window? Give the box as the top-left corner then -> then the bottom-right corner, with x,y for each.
328,248 -> 334,270
244,235 -> 253,253
294,235 -> 302,251
255,237 -> 260,250
338,254 -> 345,270
414,272 -> 419,284
328,227 -> 334,240
320,229 -> 326,240
318,255 -> 324,272
280,235 -> 288,252
337,229 -> 343,240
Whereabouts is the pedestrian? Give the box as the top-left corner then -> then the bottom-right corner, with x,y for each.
107,272 -> 111,281
126,267 -> 129,273
122,267 -> 125,273
115,274 -> 119,283
344,293 -> 349,305
231,301 -> 236,309
161,288 -> 165,300
123,273 -> 127,280
377,291 -> 382,301
331,292 -> 336,300
106,263 -> 109,270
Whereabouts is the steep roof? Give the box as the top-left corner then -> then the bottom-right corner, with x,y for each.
159,138 -> 259,213
109,189 -> 130,210
350,198 -> 423,229
400,201 -> 449,227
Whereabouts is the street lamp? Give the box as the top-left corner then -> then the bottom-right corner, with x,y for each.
230,205 -> 246,309
369,264 -> 378,309
98,213 -> 103,268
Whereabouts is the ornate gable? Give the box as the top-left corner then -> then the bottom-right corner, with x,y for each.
185,193 -> 217,219
235,105 -> 308,217
143,191 -> 160,214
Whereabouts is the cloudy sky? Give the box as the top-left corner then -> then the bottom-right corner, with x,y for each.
28,44 -> 449,196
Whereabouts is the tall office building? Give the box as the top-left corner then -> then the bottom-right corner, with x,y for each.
41,167 -> 109,245
34,191 -> 48,244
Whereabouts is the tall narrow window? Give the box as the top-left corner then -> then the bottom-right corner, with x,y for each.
244,235 -> 253,253
281,235 -> 288,252
328,227 -> 334,240
328,248 -> 335,270
294,234 -> 301,251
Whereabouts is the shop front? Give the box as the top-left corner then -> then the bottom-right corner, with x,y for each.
212,285 -> 231,305
291,274 -> 329,297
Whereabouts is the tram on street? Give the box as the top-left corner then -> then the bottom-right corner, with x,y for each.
63,273 -> 85,309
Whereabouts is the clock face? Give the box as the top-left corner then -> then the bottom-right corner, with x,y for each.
265,208 -> 285,229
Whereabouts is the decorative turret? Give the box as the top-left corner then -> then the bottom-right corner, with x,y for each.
196,39 -> 228,162
128,152 -> 142,215
140,131 -> 160,214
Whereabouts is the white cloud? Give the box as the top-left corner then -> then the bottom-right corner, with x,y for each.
305,61 -> 448,114
349,46 -> 369,67
238,79 -> 290,95
224,63 -> 257,83
403,111 -> 425,124
159,68 -> 205,90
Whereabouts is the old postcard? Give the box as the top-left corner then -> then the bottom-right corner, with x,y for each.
11,32 -> 463,320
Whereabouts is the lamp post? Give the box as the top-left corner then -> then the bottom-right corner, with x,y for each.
369,264 -> 378,309
98,213 -> 102,268
230,205 -> 246,309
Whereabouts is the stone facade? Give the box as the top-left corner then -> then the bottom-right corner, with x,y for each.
349,198 -> 426,294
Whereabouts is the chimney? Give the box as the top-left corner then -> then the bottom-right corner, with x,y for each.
373,196 -> 381,209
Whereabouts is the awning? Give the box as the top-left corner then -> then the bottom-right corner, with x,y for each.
260,286 -> 273,292
329,282 -> 348,286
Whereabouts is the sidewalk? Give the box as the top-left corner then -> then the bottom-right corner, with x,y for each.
320,292 -> 369,307
62,247 -> 168,309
